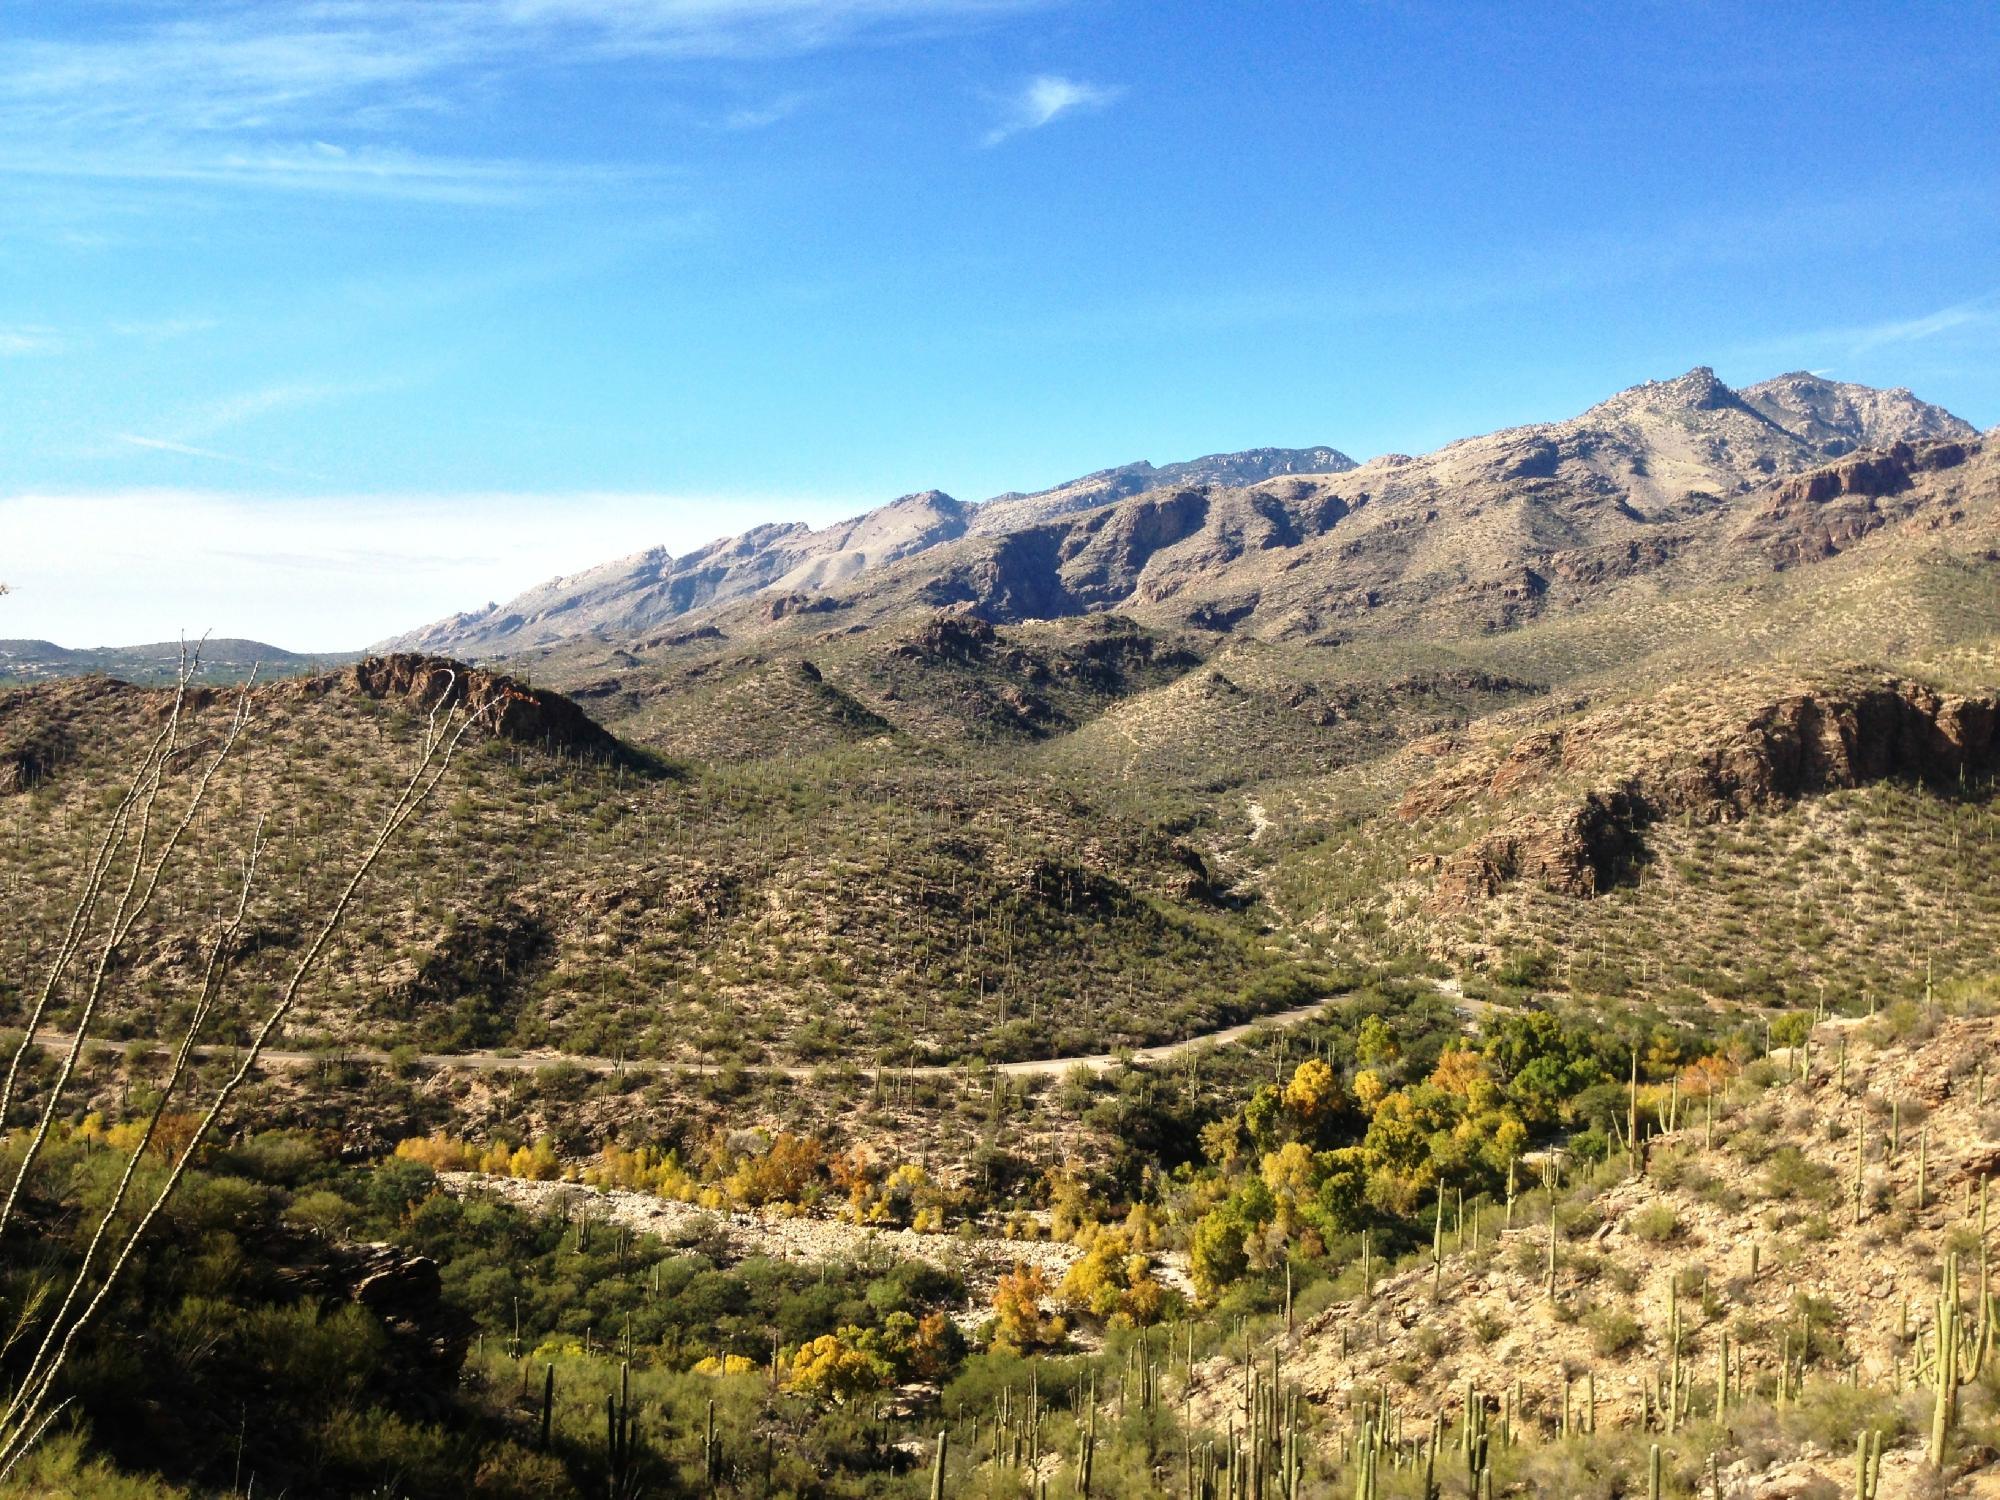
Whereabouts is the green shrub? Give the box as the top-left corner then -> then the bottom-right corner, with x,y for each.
1626,1203 -> 1680,1243
1586,1306 -> 1643,1356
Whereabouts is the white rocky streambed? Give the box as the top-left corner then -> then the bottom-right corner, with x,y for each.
437,1171 -> 1195,1302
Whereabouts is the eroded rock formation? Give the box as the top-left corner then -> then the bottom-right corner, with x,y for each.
1425,679 -> 2000,910
305,653 -> 639,766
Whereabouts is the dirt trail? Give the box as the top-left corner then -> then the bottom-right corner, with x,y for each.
22,990 -> 1352,1082
1246,799 -> 1273,843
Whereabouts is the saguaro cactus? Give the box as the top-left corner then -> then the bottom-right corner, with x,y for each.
1546,1208 -> 1558,1301
1433,1195 -> 1446,1301
1353,1420 -> 1378,1500
703,1398 -> 719,1485
1855,1429 -> 1882,1500
1931,1253 -> 1962,1467
1629,1048 -> 1642,1177
1076,1399 -> 1096,1496
606,1362 -> 633,1497
1854,1116 -> 1867,1225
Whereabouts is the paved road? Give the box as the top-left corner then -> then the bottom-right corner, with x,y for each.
22,991 -> 1352,1082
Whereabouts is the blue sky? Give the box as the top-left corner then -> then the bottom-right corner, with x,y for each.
3,0 -> 1998,647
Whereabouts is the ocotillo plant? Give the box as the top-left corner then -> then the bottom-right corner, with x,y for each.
0,648 -> 485,1480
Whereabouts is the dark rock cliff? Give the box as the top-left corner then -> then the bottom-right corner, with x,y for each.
302,653 -> 639,767
1428,679 -> 2000,910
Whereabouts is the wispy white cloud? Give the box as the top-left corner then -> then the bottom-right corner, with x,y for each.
0,326 -> 68,356
108,315 -> 218,341
103,374 -> 410,483
114,433 -> 326,480
0,141 -> 651,205
2,2 -> 1048,202
0,313 -> 213,365
718,95 -> 808,131
0,487 -> 861,648
982,74 -> 1120,146
1841,294 -> 2000,355
1717,291 -> 2000,374
177,375 -> 412,438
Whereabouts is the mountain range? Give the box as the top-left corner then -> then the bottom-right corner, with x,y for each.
379,445 -> 1358,656
380,369 -> 1976,660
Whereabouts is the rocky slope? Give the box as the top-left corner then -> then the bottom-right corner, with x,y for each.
1403,673 -> 2000,911
381,489 -> 975,656
1190,1007 -> 2000,1495
379,448 -> 1352,658
971,445 -> 1355,535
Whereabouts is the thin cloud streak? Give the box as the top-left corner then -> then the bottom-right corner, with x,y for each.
107,315 -> 219,341
1844,295 -> 2000,355
3,2 -> 1049,202
1719,291 -> 2000,373
0,327 -> 67,356
0,143 -> 658,206
113,434 -> 327,481
181,376 -> 413,439
982,74 -> 1120,145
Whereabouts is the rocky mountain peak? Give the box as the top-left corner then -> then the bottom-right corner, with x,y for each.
1658,365 -> 1736,409
1581,365 -> 1744,423
1740,370 -> 1977,451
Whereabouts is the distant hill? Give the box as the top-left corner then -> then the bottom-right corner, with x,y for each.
0,638 -> 352,686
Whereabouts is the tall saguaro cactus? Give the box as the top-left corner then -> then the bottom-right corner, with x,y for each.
1932,1253 -> 1963,1467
